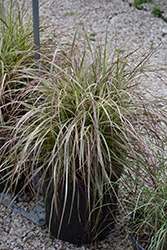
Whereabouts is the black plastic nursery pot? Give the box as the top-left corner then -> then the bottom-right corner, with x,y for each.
0,167 -> 32,196
128,214 -> 147,250
43,177 -> 119,245
129,233 -> 146,250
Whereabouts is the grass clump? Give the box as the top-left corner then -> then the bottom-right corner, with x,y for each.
0,0 -> 60,123
126,163 -> 167,249
1,27 -> 167,241
0,0 -> 34,78
0,0 -> 35,124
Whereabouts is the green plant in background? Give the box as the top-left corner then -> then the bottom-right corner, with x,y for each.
63,12 -> 75,17
134,0 -> 151,9
151,4 -> 164,18
76,22 -> 84,26
134,0 -> 164,18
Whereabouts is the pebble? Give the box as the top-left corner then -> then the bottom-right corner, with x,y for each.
162,27 -> 167,35
1,0 -> 167,249
162,13 -> 167,22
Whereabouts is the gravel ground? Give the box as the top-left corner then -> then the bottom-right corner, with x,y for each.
1,0 -> 167,249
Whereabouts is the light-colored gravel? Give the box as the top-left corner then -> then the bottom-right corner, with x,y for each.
1,0 -> 167,249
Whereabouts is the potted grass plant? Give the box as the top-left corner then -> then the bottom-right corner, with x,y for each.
0,26 -> 167,245
118,131 -> 167,250
0,0 -> 35,194
0,0 -> 40,123
126,160 -> 167,250
0,0 -> 60,195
